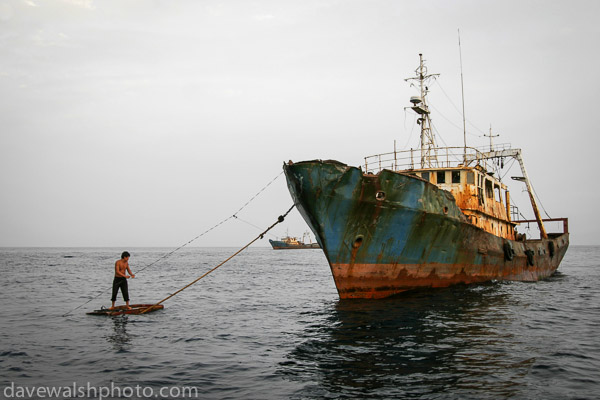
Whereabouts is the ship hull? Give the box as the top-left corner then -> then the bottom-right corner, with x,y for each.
283,160 -> 569,299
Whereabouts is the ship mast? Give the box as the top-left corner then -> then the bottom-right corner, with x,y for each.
406,54 -> 439,168
484,125 -> 499,151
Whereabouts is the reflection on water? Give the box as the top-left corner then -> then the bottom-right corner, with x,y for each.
105,316 -> 131,352
282,283 -> 532,399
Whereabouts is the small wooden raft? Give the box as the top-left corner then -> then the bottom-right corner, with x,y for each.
86,304 -> 164,316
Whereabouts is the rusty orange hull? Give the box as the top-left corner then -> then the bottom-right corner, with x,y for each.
283,160 -> 569,299
331,237 -> 568,299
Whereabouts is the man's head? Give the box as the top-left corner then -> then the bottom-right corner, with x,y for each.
121,251 -> 130,259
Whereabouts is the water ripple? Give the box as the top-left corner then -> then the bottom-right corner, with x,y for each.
0,246 -> 598,399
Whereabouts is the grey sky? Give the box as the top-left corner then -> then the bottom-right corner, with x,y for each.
1,0 -> 598,247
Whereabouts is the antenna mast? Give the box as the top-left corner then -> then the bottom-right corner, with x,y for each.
458,29 -> 467,163
406,53 -> 439,168
484,125 -> 499,151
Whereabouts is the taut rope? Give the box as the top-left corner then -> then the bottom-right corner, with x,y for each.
140,204 -> 295,314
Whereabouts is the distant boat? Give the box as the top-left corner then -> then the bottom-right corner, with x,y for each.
283,54 -> 569,299
269,231 -> 321,250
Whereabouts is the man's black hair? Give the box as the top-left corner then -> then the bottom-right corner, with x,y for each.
121,251 -> 130,259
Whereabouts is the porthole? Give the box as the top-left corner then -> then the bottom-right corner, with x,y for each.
353,235 -> 364,248
376,191 -> 386,201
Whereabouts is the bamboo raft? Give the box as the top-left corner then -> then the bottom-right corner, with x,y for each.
86,304 -> 163,316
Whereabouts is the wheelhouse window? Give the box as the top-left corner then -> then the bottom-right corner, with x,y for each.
437,171 -> 446,184
452,171 -> 461,184
485,179 -> 494,198
467,171 -> 475,185
421,171 -> 430,181
495,184 -> 503,204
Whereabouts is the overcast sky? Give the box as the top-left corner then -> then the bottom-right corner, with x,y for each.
1,0 -> 599,247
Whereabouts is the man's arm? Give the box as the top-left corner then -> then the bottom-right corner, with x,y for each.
126,265 -> 135,279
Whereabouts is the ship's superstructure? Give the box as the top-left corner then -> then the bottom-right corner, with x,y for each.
269,231 -> 321,250
283,54 -> 569,299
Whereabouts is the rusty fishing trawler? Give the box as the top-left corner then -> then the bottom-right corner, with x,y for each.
269,231 -> 321,249
283,54 -> 569,299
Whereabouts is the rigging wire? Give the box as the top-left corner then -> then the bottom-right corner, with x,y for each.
62,170 -> 286,317
430,79 -> 488,136
135,169 -> 284,275
233,214 -> 278,238
402,110 -> 417,150
231,171 -> 284,218
430,79 -> 463,118
531,182 -> 552,219
497,157 -> 552,227
430,123 -> 449,147
428,102 -> 480,138
499,158 -> 517,181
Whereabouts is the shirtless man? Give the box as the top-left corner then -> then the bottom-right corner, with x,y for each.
110,251 -> 135,310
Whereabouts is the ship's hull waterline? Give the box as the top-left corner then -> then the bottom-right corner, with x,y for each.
284,160 -> 569,299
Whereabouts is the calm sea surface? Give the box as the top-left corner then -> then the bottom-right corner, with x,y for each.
0,246 -> 598,399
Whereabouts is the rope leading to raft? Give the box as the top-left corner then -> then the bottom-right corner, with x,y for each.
141,204 -> 295,314
62,172 -> 285,317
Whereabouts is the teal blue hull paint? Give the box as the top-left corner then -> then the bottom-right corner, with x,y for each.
285,160 -> 467,266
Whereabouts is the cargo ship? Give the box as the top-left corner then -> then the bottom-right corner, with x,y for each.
283,54 -> 569,299
269,231 -> 321,250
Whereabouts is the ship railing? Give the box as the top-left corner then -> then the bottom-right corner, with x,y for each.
364,145 -> 510,174
513,218 -> 569,235
510,204 -> 522,222
474,143 -> 512,153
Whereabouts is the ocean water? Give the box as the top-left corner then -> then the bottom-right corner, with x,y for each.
0,245 -> 598,399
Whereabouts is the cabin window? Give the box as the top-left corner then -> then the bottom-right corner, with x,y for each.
485,179 -> 493,198
421,172 -> 430,181
437,171 -> 446,184
495,185 -> 502,204
467,172 -> 475,185
452,171 -> 461,184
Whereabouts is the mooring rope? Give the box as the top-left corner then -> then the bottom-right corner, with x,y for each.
62,171 -> 285,317
140,204 -> 295,314
136,170 -> 285,275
